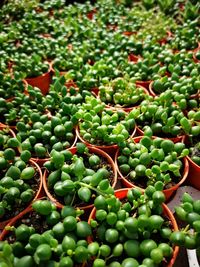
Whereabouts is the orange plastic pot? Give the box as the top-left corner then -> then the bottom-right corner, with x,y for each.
128,53 -> 141,63
186,156 -> 200,190
136,80 -> 152,90
122,31 -> 137,36
25,62 -> 52,95
115,136 -> 189,200
86,8 -> 97,20
157,31 -> 173,45
0,160 -> 43,230
183,135 -> 200,190
136,126 -> 185,143
97,85 -> 149,113
0,124 -> 16,139
75,124 -> 136,156
88,188 -> 179,267
43,145 -> 117,210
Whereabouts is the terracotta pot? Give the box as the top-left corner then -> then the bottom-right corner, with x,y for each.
136,80 -> 152,90
193,50 -> 200,63
115,136 -> 189,200
122,31 -> 137,36
128,53 -> 141,63
136,126 -> 185,143
0,124 -> 16,139
0,160 -> 43,230
43,146 -> 117,210
88,188 -> 179,267
86,8 -> 97,20
75,124 -> 136,156
97,85 -> 149,112
158,31 -> 173,45
25,62 -> 52,95
183,135 -> 200,190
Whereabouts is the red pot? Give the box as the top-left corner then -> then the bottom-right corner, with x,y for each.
128,53 -> 141,63
0,124 -> 16,139
158,31 -> 173,45
25,62 -> 52,95
183,135 -> 200,190
75,124 -> 136,156
86,8 -> 97,20
88,188 -> 179,267
136,126 -> 185,143
123,31 -> 137,36
0,160 -> 43,230
136,80 -> 152,90
115,136 -> 189,200
43,146 -> 117,210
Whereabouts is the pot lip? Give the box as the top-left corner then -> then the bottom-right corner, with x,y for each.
25,61 -> 52,80
0,159 -> 43,232
87,188 -> 179,267
96,85 -> 149,112
0,124 -> 16,138
75,123 -> 136,150
183,135 -> 200,170
115,136 -> 189,193
186,154 -> 200,170
42,144 -> 118,209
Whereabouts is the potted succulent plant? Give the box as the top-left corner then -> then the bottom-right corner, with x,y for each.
0,151 -> 42,228
16,114 -> 77,166
0,199 -> 93,266
75,96 -> 136,154
87,187 -> 179,267
97,77 -> 149,112
115,135 -> 189,200
43,143 -> 117,210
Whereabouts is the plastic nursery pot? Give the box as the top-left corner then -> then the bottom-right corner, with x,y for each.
43,146 -> 117,211
75,125 -> 136,156
136,80 -> 152,90
136,126 -> 185,143
122,31 -> 137,36
0,124 -> 16,139
25,62 -> 52,95
193,50 -> 200,63
128,53 -> 141,63
97,85 -> 149,113
115,136 -> 189,201
183,135 -> 200,190
88,188 -> 179,267
0,160 -> 43,230
158,31 -> 173,46
86,8 -> 97,20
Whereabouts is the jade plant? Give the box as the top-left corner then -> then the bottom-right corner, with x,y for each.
116,135 -> 189,189
75,96 -> 136,146
43,142 -> 115,207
